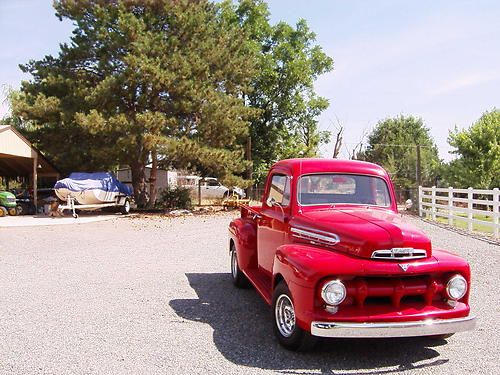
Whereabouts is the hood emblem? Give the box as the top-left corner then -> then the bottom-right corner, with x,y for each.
372,248 -> 426,260
399,264 -> 410,272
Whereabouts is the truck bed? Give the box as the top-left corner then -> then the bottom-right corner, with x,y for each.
240,204 -> 262,219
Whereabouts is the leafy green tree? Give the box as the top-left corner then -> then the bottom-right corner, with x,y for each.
12,0 -> 257,206
441,109 -> 499,189
358,116 -> 440,191
220,0 -> 333,183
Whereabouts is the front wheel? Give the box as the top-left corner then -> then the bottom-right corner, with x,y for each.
272,282 -> 317,351
0,207 -> 7,217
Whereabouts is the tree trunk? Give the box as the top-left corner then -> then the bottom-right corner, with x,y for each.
147,150 -> 158,209
332,126 -> 343,158
131,160 -> 147,208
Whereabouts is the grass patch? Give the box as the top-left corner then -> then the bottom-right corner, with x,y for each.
434,212 -> 494,234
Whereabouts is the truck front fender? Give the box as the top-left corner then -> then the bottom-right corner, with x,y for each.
273,244 -> 364,289
273,244 -> 337,331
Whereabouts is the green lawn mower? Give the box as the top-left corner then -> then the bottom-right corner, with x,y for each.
0,191 -> 21,217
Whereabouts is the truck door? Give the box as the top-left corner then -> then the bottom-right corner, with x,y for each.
257,173 -> 291,276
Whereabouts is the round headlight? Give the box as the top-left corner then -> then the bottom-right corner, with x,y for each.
321,280 -> 346,306
446,275 -> 467,300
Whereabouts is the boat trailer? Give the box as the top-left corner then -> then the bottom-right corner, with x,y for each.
58,195 -> 131,218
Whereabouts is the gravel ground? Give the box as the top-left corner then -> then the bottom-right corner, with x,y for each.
0,213 -> 498,375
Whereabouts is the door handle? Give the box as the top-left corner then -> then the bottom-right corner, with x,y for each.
252,213 -> 262,220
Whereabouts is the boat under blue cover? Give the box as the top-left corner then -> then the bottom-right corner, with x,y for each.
54,172 -> 132,204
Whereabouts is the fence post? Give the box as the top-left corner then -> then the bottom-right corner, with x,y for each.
493,188 -> 499,239
418,186 -> 423,217
198,179 -> 202,206
467,187 -> 473,233
448,187 -> 453,226
431,186 -> 436,221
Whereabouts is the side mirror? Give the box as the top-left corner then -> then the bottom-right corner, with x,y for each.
404,199 -> 413,210
266,196 -> 276,207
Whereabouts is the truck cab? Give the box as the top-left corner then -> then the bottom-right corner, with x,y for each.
228,158 -> 475,350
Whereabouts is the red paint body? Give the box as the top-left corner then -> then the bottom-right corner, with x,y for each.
229,159 -> 472,333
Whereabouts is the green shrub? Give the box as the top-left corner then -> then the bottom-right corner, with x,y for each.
157,187 -> 192,210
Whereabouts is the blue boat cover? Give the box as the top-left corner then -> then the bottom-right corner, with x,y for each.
54,172 -> 133,195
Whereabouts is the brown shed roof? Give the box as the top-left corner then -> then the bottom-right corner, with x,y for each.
0,125 -> 59,177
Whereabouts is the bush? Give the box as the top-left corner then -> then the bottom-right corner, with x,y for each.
157,187 -> 192,210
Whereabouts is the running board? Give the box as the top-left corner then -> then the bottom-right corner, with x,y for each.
244,268 -> 273,305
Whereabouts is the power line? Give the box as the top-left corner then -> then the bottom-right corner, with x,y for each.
342,142 -> 434,149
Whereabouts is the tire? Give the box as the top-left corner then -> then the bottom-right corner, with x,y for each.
120,199 -> 131,215
7,207 -> 18,216
0,207 -> 7,217
272,282 -> 317,351
230,244 -> 250,288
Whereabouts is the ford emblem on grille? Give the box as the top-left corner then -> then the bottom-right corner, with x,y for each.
399,264 -> 410,272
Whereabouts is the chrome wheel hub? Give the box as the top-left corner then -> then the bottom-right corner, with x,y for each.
231,250 -> 238,279
275,294 -> 296,337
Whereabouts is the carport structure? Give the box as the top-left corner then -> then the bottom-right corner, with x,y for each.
0,125 -> 60,208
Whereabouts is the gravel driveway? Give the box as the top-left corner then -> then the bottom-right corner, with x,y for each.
0,213 -> 498,375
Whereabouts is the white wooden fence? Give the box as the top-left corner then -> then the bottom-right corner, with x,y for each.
419,186 -> 499,238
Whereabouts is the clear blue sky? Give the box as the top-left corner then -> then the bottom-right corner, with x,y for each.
1,1 -> 499,160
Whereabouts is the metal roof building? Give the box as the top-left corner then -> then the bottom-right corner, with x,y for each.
0,125 -> 59,208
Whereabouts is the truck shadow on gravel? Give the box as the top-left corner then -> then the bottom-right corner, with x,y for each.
169,273 -> 449,374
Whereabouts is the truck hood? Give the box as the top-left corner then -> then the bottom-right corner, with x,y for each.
291,208 -> 432,259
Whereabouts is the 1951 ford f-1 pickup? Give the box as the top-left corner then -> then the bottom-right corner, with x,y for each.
228,158 -> 476,350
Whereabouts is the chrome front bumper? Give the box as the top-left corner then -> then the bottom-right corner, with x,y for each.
311,316 -> 476,338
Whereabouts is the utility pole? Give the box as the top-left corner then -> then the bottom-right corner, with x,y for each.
147,149 -> 158,209
198,178 -> 202,206
416,144 -> 422,188
246,136 -> 253,199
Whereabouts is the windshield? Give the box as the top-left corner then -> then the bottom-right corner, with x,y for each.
297,174 -> 391,207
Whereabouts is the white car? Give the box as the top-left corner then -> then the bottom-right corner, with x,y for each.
183,177 -> 246,199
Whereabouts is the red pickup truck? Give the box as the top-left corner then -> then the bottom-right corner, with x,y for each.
228,158 -> 476,350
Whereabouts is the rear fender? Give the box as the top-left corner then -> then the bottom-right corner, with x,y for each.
228,217 -> 257,271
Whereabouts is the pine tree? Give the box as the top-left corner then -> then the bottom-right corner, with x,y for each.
13,0 -> 257,205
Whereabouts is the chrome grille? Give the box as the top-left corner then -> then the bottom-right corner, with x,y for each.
344,275 -> 444,308
371,248 -> 427,260
290,226 -> 340,247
